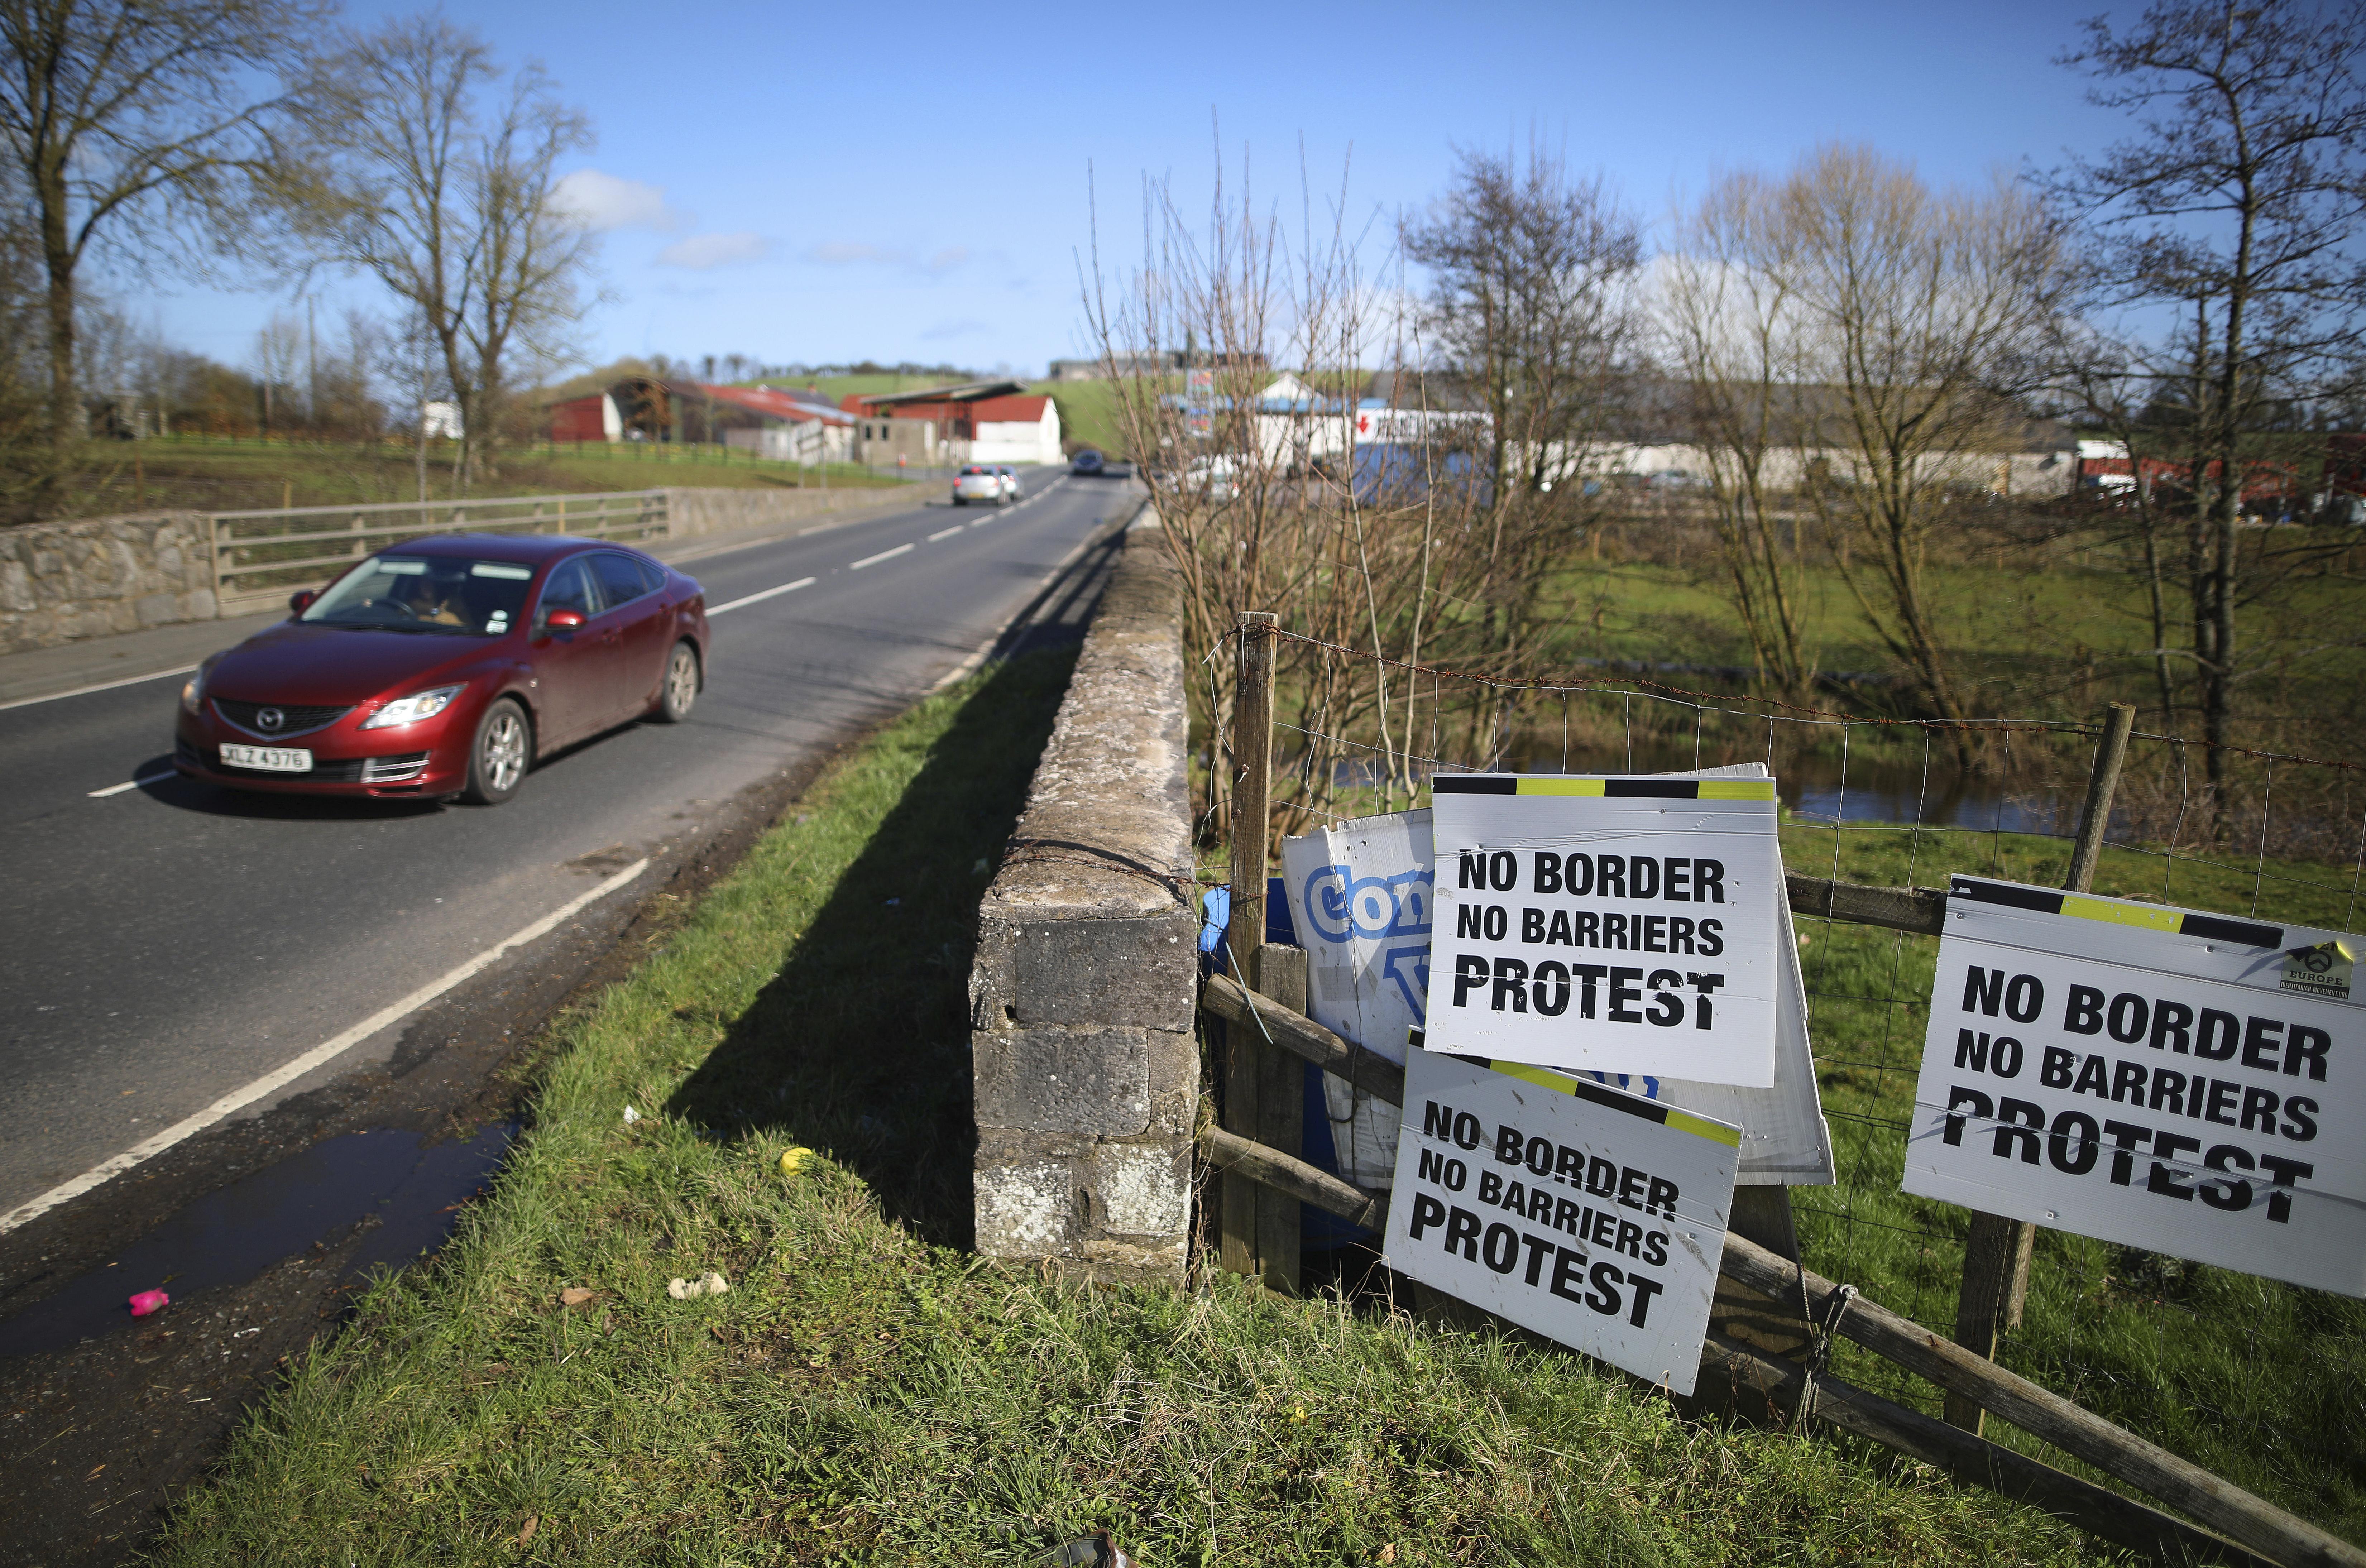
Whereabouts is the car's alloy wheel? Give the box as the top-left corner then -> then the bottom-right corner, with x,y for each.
462,698 -> 531,805
656,641 -> 699,723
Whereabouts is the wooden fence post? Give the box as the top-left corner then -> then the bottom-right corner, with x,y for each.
1253,942 -> 1306,1294
1947,701 -> 2137,1433
1220,611 -> 1278,1280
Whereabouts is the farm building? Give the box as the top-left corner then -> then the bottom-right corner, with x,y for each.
841,379 -> 1061,466
544,378 -> 855,463
968,394 -> 1062,465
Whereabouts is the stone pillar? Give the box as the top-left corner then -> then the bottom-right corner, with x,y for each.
968,513 -> 1197,1284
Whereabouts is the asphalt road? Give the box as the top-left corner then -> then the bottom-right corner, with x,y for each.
0,466 -> 1122,1223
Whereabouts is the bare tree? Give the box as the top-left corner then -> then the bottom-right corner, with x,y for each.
0,180 -> 54,518
1661,171 -> 1818,701
376,305 -> 447,503
1776,145 -> 2064,738
282,15 -> 595,483
1403,146 -> 1640,696
1084,139 -> 1654,843
252,310 -> 302,436
2045,0 -> 2366,802
0,0 -> 320,451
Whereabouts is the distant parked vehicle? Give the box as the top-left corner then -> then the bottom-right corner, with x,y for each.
951,465 -> 1007,505
1184,453 -> 1238,503
1070,449 -> 1105,476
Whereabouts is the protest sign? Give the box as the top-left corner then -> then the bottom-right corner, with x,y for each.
1902,877 -> 2366,1297
1384,1049 -> 1739,1394
1281,810 -> 1429,1188
1283,779 -> 1831,1187
1427,774 -> 1786,1086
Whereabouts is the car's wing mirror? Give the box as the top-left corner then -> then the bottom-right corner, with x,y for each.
288,589 -> 316,615
543,607 -> 586,632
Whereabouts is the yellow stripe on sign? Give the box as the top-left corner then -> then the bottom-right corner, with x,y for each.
2060,895 -> 2182,934
1666,1110 -> 1744,1147
1491,1060 -> 1583,1094
1514,778 -> 1607,796
1697,780 -> 1777,801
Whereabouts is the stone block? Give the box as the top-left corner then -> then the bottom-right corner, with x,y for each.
1090,1142 -> 1190,1237
974,1156 -> 1077,1257
1010,912 -> 1196,1031
974,1025 -> 1151,1136
1143,1026 -> 1200,1136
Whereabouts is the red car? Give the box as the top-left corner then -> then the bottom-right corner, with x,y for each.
173,534 -> 709,805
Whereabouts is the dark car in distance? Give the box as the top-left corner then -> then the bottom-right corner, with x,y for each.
173,533 -> 709,806
1070,449 -> 1105,476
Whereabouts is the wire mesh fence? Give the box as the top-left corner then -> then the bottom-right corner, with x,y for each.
1206,620 -> 2366,1539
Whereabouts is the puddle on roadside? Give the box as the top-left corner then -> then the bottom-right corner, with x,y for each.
0,1121 -> 514,1358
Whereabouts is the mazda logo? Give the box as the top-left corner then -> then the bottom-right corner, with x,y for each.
256,706 -> 284,731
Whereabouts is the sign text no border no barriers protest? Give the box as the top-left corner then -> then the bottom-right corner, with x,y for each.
1281,770 -> 1831,1189
1384,1049 -> 1741,1395
1905,876 -> 2366,1298
1426,772 -> 1789,1087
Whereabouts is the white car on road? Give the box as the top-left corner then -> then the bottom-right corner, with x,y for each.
952,464 -> 1022,505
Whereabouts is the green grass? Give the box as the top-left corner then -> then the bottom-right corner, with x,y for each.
1537,551 -> 2366,755
43,436 -> 905,520
1772,819 -> 2366,1544
151,651 -> 2114,1567
1026,380 -> 1130,457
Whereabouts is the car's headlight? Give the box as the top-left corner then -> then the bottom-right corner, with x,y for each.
179,667 -> 206,716
361,683 -> 465,729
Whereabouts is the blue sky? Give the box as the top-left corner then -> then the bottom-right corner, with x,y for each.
139,0 -> 2128,380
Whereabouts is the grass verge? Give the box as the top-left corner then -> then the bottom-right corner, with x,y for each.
43,437 -> 905,519
150,649 -> 2109,1567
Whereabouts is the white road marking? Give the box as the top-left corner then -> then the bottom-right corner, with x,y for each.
849,542 -> 914,570
0,857 -> 651,1236
89,772 -> 174,799
928,525 -> 963,541
0,663 -> 199,714
706,576 -> 815,616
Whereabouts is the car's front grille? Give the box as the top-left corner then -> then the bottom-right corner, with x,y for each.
212,698 -> 353,737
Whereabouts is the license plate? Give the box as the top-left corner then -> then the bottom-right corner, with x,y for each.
220,743 -> 312,772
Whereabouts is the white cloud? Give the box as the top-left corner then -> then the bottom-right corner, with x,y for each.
657,231 -> 769,270
552,169 -> 685,233
805,240 -> 972,275
808,241 -> 897,265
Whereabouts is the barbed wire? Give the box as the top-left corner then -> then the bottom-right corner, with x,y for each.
1203,620 -> 2366,775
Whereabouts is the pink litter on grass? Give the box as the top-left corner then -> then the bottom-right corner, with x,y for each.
128,1290 -> 169,1317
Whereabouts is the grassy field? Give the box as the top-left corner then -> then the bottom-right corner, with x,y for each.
151,652 -> 2115,1567
40,436 -> 905,520
1538,548 -> 2366,745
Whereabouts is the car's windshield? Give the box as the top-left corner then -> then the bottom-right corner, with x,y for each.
301,555 -> 536,636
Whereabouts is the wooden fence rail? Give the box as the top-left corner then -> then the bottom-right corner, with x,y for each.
207,491 -> 668,616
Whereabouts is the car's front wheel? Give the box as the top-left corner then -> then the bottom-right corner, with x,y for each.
460,697 -> 532,805
655,640 -> 699,723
